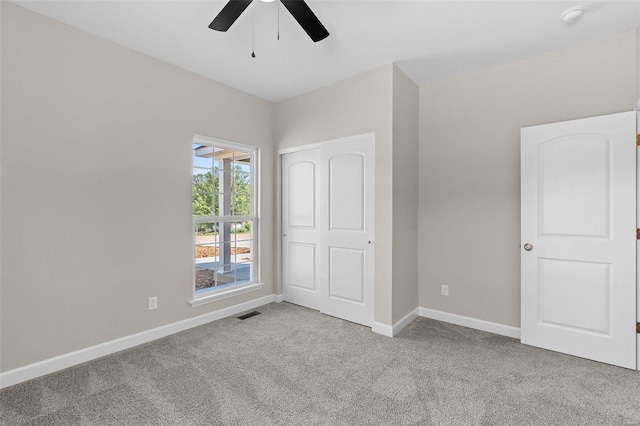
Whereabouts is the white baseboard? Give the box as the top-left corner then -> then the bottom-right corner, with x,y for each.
274,293 -> 284,303
0,294 -> 279,389
637,336 -> 640,371
419,307 -> 521,339
371,321 -> 393,337
393,308 -> 420,335
372,307 -> 420,337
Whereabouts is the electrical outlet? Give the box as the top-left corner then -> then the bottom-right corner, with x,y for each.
148,296 -> 158,310
441,285 -> 449,296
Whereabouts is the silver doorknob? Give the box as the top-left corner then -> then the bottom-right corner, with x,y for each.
523,243 -> 533,251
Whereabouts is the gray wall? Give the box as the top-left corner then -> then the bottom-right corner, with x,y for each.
391,66 -> 419,324
0,3 -> 275,371
274,66 -> 395,326
419,31 -> 637,327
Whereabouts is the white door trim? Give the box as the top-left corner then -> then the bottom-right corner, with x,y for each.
278,132 -> 376,155
636,111 -> 640,371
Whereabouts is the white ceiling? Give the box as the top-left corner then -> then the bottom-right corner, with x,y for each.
12,0 -> 640,102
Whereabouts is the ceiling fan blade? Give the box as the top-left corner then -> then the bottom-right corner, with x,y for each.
281,0 -> 329,42
209,0 -> 253,32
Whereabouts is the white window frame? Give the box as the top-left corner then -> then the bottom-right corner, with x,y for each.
189,135 -> 262,307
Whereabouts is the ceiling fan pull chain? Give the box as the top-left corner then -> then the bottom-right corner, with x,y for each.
251,14 -> 256,58
277,0 -> 280,41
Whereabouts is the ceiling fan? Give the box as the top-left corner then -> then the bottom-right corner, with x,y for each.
209,0 -> 330,43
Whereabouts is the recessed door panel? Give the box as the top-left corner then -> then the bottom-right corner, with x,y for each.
288,243 -> 316,291
538,258 -> 610,335
329,153 -> 364,231
288,161 -> 316,228
539,136 -> 611,238
329,247 -> 365,303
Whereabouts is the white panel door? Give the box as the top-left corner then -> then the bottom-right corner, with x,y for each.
282,133 -> 375,327
521,111 -> 636,369
320,135 -> 375,326
282,148 -> 321,309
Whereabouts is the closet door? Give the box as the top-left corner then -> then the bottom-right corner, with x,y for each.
282,133 -> 375,327
320,135 -> 375,326
282,148 -> 321,309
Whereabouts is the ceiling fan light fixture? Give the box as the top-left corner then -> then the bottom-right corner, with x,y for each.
260,0 -> 276,2
562,7 -> 584,24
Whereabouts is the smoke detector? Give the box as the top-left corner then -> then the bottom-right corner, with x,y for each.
562,7 -> 584,24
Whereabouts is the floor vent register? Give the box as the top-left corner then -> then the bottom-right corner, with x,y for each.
237,311 -> 261,320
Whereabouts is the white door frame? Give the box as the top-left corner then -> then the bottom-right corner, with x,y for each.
278,132 -> 376,156
637,111 -> 640,371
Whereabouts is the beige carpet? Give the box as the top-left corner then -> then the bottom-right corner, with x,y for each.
1,302 -> 639,425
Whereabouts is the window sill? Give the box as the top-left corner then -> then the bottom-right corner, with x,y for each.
189,282 -> 265,307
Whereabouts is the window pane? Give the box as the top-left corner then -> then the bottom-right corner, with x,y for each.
192,164 -> 214,216
192,169 -> 212,190
195,266 -> 217,292
217,192 -> 230,217
234,261 -> 252,285
195,222 -> 218,292
214,263 -> 252,287
233,222 -> 252,242
193,144 -> 213,169
231,170 -> 251,184
233,162 -> 251,174
217,169 -> 231,186
215,265 -> 237,288
195,222 -> 218,236
233,150 -> 251,172
217,166 -> 232,216
235,243 -> 253,262
192,192 -> 213,217
232,194 -> 251,216
195,233 -> 218,251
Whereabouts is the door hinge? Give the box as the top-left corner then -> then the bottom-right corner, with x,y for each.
636,134 -> 640,146
637,322 -> 640,334
636,229 -> 640,240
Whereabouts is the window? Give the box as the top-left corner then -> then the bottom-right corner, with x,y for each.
191,136 -> 260,305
